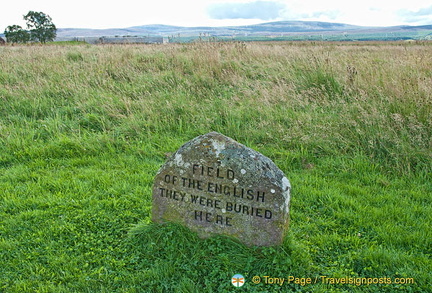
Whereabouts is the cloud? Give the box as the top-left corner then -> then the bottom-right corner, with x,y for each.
405,5 -> 432,16
208,1 -> 285,20
397,5 -> 432,24
311,10 -> 341,20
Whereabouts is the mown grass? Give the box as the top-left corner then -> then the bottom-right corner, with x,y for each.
0,42 -> 431,292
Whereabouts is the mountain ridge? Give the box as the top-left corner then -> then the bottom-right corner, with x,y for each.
55,21 -> 411,36
55,20 -> 432,41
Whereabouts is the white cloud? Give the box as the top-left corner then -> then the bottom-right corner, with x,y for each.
1,0 -> 432,31
398,5 -> 432,25
208,1 -> 285,20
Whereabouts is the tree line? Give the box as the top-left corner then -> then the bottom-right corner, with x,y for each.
3,11 -> 56,44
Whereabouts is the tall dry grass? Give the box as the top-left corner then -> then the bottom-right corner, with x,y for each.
0,42 -> 431,175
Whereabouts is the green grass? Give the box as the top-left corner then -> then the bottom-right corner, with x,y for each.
0,42 -> 431,292
170,30 -> 432,42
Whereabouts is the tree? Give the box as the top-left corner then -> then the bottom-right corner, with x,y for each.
24,11 -> 56,43
4,25 -> 30,43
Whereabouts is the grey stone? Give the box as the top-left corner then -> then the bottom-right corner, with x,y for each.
152,132 -> 291,246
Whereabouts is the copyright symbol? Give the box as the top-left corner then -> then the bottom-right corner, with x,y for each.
252,276 -> 261,284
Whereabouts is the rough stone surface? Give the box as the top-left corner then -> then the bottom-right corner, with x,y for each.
152,132 -> 291,246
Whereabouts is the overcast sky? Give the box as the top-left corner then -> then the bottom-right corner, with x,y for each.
2,0 -> 432,30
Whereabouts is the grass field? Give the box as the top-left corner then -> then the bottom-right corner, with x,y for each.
0,41 -> 431,292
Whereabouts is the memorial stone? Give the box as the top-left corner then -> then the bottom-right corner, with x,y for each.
152,132 -> 291,246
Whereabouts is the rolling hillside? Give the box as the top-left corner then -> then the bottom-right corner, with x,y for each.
55,21 -> 432,41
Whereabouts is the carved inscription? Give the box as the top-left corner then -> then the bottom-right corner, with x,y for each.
157,164 -> 274,228
151,132 -> 291,246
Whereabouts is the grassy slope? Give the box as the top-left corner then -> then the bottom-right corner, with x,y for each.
0,42 -> 431,292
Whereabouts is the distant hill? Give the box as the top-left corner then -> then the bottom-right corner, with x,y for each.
56,21 -> 432,42
56,21 -> 368,37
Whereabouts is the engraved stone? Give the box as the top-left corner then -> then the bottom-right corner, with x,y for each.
151,132 -> 291,246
